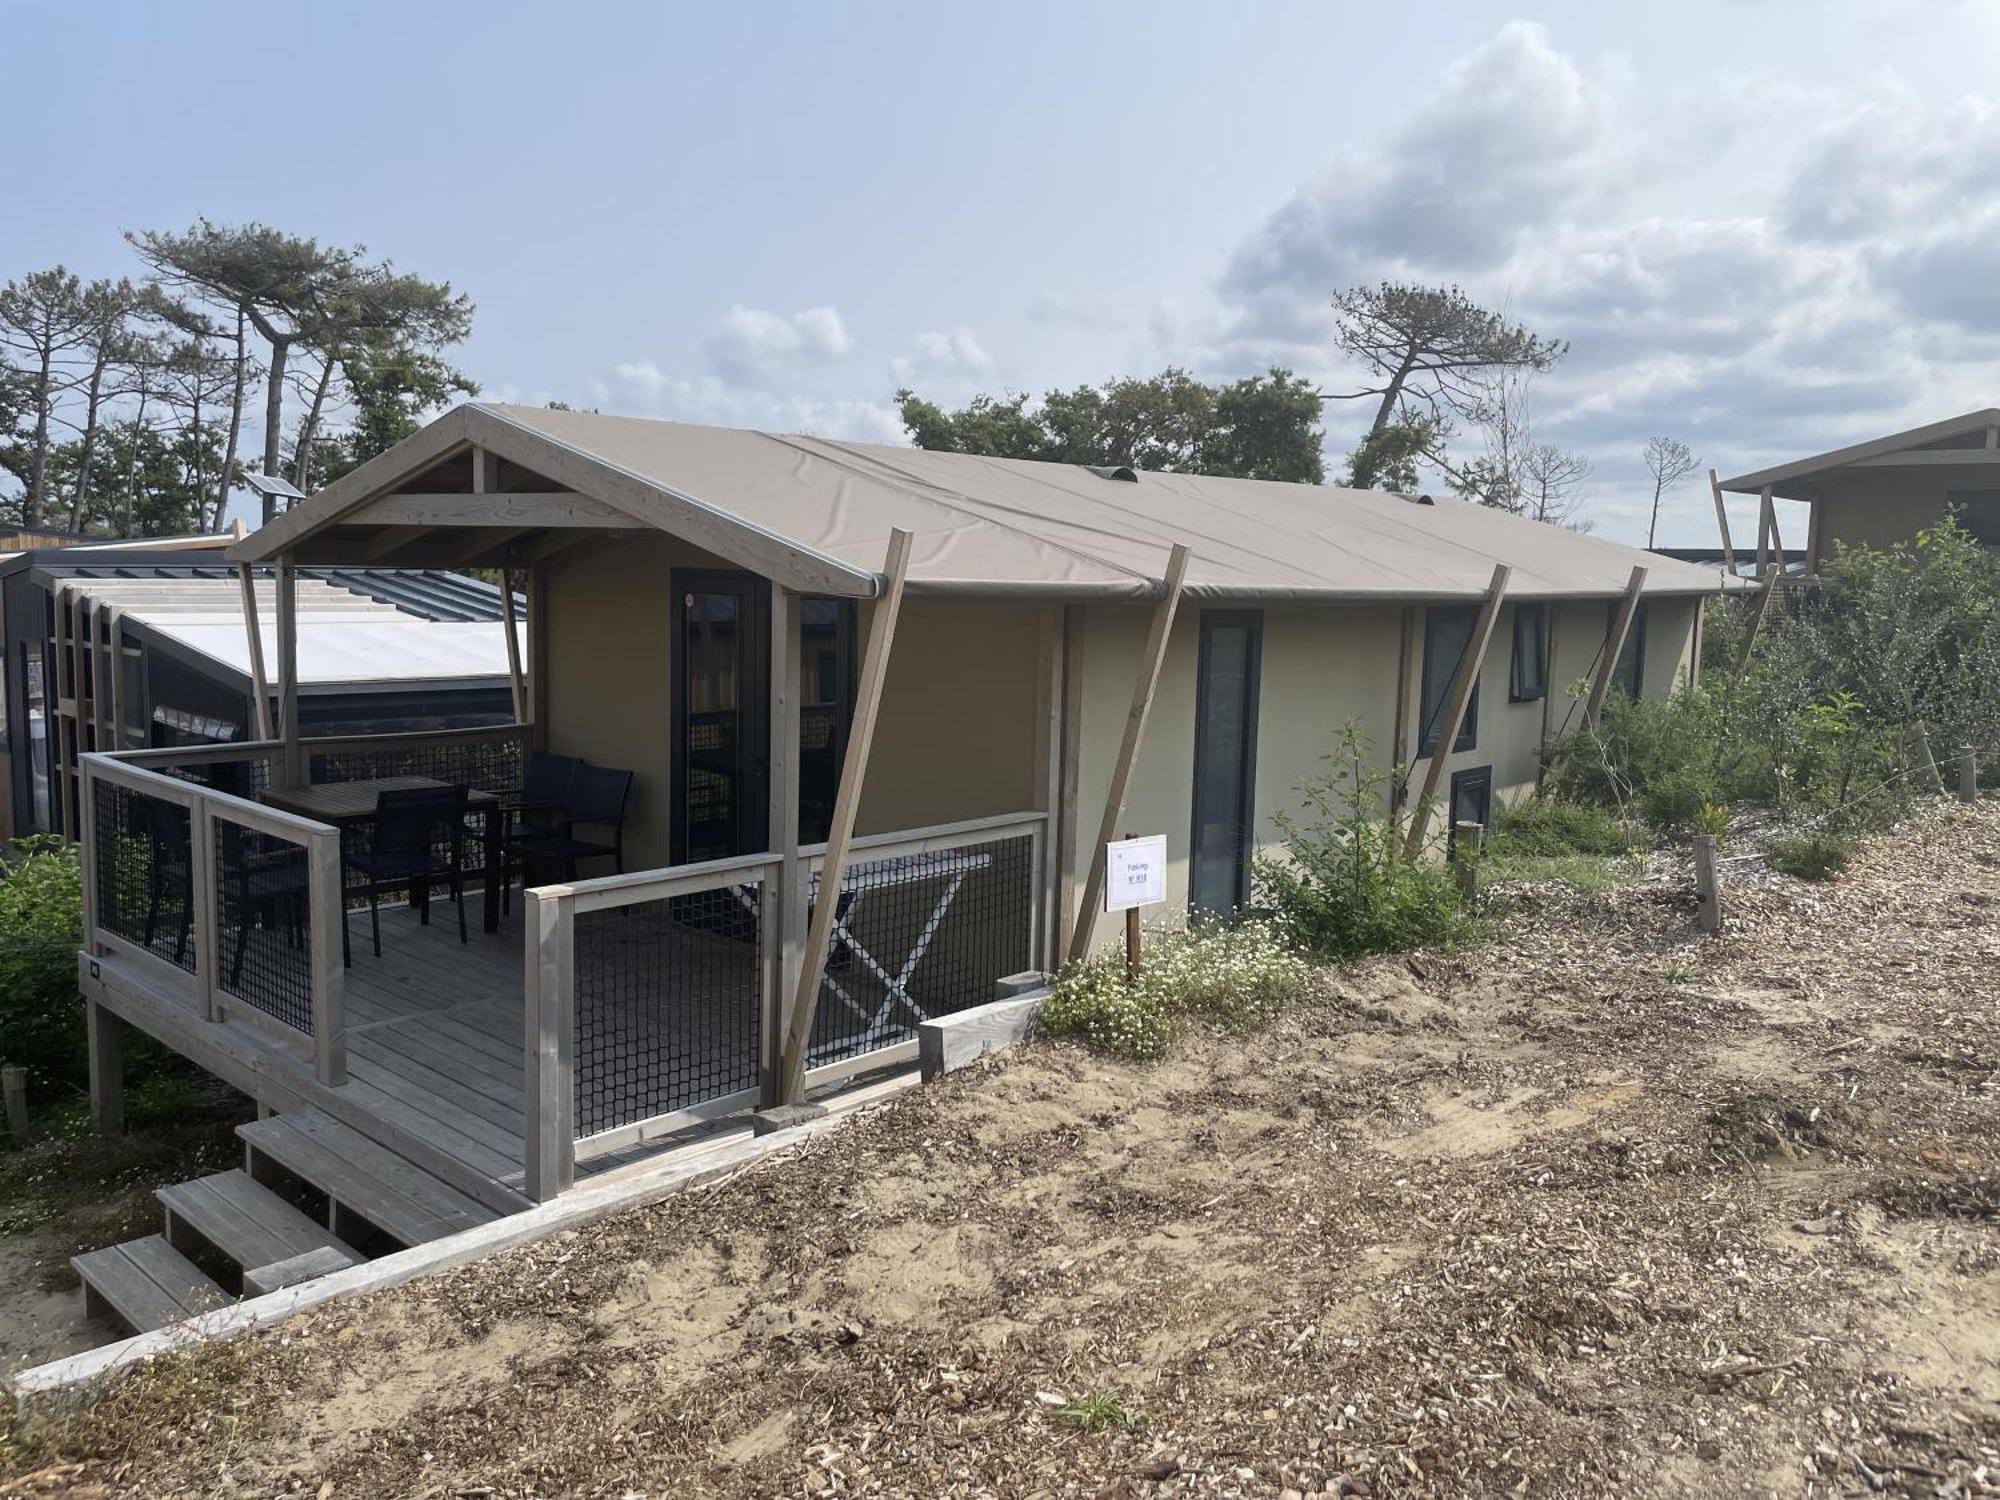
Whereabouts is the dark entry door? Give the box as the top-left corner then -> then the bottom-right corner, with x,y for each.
672,571 -> 770,863
1449,764 -> 1492,848
1189,610 -> 1263,918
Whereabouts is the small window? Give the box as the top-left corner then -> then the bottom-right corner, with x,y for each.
1419,605 -> 1479,756
1608,600 -> 1648,699
1509,604 -> 1547,703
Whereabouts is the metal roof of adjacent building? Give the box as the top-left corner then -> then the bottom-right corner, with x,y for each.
233,402 -> 1733,604
1718,407 -> 2000,500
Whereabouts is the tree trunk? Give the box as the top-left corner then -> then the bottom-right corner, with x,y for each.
67,354 -> 111,533
25,347 -> 53,528
121,381 -> 152,537
1367,350 -> 1419,437
1646,479 -> 1665,549
291,347 -> 337,499
259,333 -> 292,523
213,306 -> 248,534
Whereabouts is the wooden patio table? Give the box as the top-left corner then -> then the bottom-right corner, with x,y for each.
260,775 -> 507,934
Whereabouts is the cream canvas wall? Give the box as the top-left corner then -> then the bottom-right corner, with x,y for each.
1069,593 -> 1703,953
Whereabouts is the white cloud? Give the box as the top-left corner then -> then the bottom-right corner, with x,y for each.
890,325 -> 992,384
1206,23 -> 2000,541
702,303 -> 856,386
596,359 -> 903,444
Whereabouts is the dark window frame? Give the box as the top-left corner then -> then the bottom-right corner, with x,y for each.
1606,599 -> 1648,700
1509,603 -> 1548,703
669,568 -> 772,864
1188,608 -> 1263,919
1419,605 -> 1480,756
1448,764 -> 1493,851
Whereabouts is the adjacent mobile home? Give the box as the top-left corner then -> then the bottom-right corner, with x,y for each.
71,401 -> 1724,1269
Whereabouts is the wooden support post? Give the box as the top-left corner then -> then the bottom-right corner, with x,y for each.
1066,544 -> 1193,967
86,999 -> 124,1135
191,805 -> 220,1022
1693,833 -> 1722,933
499,568 -> 527,724
1755,486 -> 1771,575
1537,602 -> 1560,784
1125,906 -> 1141,977
3,1064 -> 29,1146
1803,495 -> 1823,579
1403,565 -> 1510,859
307,826 -> 346,1085
1452,821 -> 1483,902
527,559 -> 552,752
1391,604 -> 1417,815
1766,490 -> 1787,574
1708,469 -> 1736,576
522,886 -> 575,1200
1907,723 -> 1943,794
1960,746 -> 1979,803
1584,566 -> 1648,727
781,530 -> 914,1103
765,586 -> 802,1107
274,556 -> 301,787
1054,605 -> 1084,964
1738,565 -> 1781,670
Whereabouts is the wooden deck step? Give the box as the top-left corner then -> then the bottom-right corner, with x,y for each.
240,1108 -> 503,1248
157,1169 -> 361,1284
73,1234 -> 231,1334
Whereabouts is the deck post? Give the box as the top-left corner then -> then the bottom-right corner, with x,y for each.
306,824 -> 346,1085
191,804 -> 221,1022
1066,543 -> 1192,967
1708,469 -> 1736,577
1584,566 -> 1648,728
523,885 -> 576,1200
1403,565 -> 1510,859
86,998 -> 125,1135
275,555 -> 301,788
780,529 -> 914,1104
764,586 -> 803,1107
527,559 -> 552,752
238,564 -> 275,742
500,568 -> 527,725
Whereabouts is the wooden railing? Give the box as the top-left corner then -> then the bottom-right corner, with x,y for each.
79,751 -> 347,1084
519,809 -> 1049,1202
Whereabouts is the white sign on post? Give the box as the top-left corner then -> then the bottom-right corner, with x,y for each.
1105,834 -> 1167,912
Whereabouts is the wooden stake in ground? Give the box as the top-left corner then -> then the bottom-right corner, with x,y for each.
1452,821 -> 1483,902
1960,747 -> 1979,803
1906,723 -> 1943,794
1403,566 -> 1510,859
1693,833 -> 1722,933
781,529 -> 914,1104
1067,544 -> 1192,966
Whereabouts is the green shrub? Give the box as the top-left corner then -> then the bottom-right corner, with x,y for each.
1254,720 -> 1472,961
0,837 -> 85,1094
1765,832 -> 1853,881
1038,918 -> 1307,1060
1486,797 -> 1633,858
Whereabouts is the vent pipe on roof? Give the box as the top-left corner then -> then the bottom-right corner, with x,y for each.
1086,464 -> 1139,482
1409,493 -> 1436,506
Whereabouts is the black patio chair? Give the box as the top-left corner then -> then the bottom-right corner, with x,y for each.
510,763 -> 633,883
343,785 -> 472,959
497,752 -> 582,913
220,823 -> 310,989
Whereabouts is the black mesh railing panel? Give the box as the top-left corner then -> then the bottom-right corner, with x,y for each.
214,818 -> 315,1036
807,833 -> 1035,1069
158,755 -> 274,800
91,777 -> 196,973
309,732 -> 524,794
572,886 -> 762,1138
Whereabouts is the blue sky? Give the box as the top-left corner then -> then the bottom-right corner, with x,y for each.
10,0 -> 2000,541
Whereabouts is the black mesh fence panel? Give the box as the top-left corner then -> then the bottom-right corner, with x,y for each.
91,777 -> 196,973
158,754 -> 274,801
213,818 -> 315,1035
806,833 -> 1034,1069
309,732 -> 524,794
572,884 -> 762,1138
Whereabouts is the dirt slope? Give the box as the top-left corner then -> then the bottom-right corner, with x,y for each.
5,804 -> 1998,1498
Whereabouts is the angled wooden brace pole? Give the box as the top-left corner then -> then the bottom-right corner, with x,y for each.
1403,564 -> 1510,859
780,529 -> 914,1104
1765,487 -> 1787,574
1738,564 -> 1782,671
1066,543 -> 1192,968
1584,565 -> 1649,728
1708,469 -> 1736,576
237,563 -> 275,741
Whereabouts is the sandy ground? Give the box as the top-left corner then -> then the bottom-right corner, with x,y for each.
0,1236 -> 98,1373
4,802 -> 1999,1498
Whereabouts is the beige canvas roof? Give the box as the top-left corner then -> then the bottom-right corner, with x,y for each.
1719,407 -> 2000,500
233,402 -> 1728,603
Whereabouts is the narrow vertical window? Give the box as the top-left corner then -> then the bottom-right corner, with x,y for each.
1509,603 -> 1547,703
1189,610 -> 1262,918
1419,606 -> 1479,755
